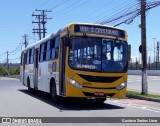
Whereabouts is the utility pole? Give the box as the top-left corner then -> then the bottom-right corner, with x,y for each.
156,41 -> 159,63
32,15 -> 42,40
6,51 -> 9,76
148,56 -> 150,70
153,38 -> 156,63
22,34 -> 28,48
32,10 -> 52,40
140,0 -> 148,95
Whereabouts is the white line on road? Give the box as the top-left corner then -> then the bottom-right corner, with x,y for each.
109,100 -> 160,114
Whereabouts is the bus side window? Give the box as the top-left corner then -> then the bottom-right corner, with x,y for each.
55,36 -> 60,59
24,53 -> 27,65
40,43 -> 45,62
26,50 -> 30,64
30,48 -> 34,64
43,42 -> 47,61
46,40 -> 51,61
51,38 -> 55,59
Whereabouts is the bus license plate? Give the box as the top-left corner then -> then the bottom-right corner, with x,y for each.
94,92 -> 104,96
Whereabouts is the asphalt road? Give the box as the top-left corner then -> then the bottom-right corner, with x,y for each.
127,75 -> 160,95
0,77 -> 160,126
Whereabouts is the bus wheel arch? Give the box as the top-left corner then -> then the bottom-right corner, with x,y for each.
50,78 -> 60,103
27,76 -> 33,93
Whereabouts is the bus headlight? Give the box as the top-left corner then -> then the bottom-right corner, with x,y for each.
116,82 -> 127,91
67,78 -> 82,89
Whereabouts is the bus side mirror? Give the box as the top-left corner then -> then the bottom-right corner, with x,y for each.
128,44 -> 131,61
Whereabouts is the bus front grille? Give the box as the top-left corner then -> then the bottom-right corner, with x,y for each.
83,86 -> 116,89
78,74 -> 122,83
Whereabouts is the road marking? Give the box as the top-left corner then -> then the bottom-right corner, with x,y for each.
109,99 -> 160,113
150,78 -> 160,81
149,76 -> 159,78
128,78 -> 160,82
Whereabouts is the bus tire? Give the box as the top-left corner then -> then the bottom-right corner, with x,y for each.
95,98 -> 106,104
50,81 -> 59,103
27,77 -> 33,93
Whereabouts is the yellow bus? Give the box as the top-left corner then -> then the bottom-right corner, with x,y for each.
20,23 -> 130,103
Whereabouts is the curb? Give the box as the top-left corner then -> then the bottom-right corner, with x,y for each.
126,94 -> 160,103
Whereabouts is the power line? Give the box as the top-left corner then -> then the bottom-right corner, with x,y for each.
94,1 -> 137,23
98,1 -> 160,26
83,0 -> 116,22
36,0 -> 52,9
50,0 -> 70,10
52,0 -> 81,16
51,0 -> 90,17
53,0 -> 90,17
8,42 -> 24,55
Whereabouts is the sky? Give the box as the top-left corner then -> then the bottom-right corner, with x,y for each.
0,0 -> 160,63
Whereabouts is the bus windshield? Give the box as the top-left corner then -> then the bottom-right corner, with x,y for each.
69,36 -> 128,73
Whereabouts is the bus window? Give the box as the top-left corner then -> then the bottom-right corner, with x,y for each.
51,36 -> 60,59
51,38 -> 55,59
46,40 -> 51,61
114,45 -> 123,61
55,36 -> 60,48
26,50 -> 30,64
30,48 -> 34,64
43,42 -> 47,61
55,36 -> 60,59
102,40 -> 112,60
40,43 -> 45,62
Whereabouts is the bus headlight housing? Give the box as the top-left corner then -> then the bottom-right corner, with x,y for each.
116,82 -> 127,91
67,78 -> 82,89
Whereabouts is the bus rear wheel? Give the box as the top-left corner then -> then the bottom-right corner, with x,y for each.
51,82 -> 60,103
95,98 -> 106,104
27,78 -> 34,93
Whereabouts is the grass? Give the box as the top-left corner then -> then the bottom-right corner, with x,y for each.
127,90 -> 160,99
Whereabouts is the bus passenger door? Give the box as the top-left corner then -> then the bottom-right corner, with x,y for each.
59,38 -> 66,95
34,49 -> 39,90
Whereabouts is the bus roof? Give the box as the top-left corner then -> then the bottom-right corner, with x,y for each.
22,22 -> 126,52
65,22 -> 126,32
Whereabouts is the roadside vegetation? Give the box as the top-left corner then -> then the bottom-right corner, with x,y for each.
127,90 -> 160,99
0,66 -> 20,77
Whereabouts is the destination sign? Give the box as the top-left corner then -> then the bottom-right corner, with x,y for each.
74,25 -> 125,38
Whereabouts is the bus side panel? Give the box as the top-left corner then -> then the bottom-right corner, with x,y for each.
20,66 -> 23,84
46,72 -> 59,94
29,64 -> 34,89
46,62 -> 51,93
38,62 -> 48,92
47,59 -> 60,94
